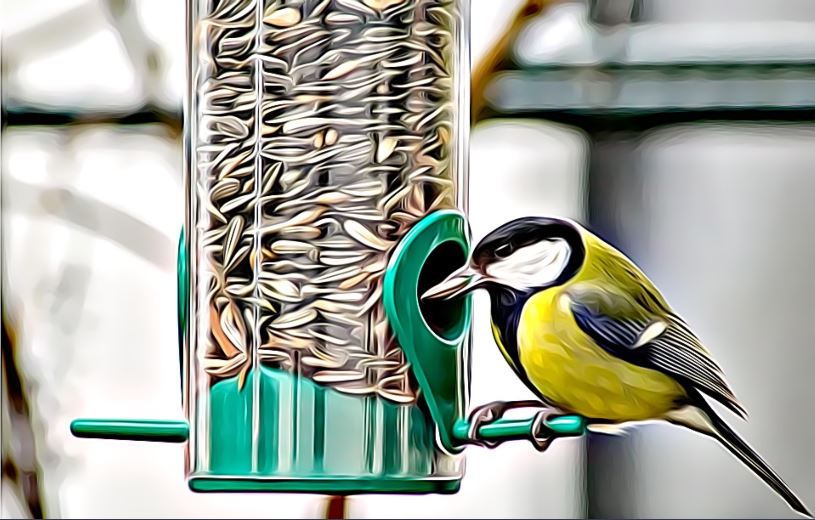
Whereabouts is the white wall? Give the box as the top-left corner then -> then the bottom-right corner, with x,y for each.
590,124 -> 815,519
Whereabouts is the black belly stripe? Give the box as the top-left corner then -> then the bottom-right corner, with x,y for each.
490,288 -> 542,399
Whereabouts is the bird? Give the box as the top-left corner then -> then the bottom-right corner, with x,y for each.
422,215 -> 811,518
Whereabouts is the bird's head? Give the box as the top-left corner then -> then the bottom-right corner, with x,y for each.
422,216 -> 586,301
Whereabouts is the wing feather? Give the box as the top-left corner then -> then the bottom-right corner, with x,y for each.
567,284 -> 747,419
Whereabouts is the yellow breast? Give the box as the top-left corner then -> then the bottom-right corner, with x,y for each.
516,289 -> 686,422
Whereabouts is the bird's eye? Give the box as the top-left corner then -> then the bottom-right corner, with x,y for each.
495,244 -> 512,258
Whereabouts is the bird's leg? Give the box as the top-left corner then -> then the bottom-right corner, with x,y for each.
466,400 -> 542,448
529,407 -> 569,452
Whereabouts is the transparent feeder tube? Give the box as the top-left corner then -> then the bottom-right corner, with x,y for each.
185,0 -> 469,487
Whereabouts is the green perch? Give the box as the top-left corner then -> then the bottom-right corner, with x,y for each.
70,415 -> 584,445
71,419 -> 189,443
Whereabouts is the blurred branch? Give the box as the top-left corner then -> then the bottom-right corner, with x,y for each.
471,0 -> 560,123
2,106 -> 182,136
101,0 -> 177,125
2,178 -> 176,270
1,313 -> 46,519
1,2 -> 101,58
1,0 -> 182,136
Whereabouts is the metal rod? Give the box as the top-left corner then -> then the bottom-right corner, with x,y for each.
324,495 -> 348,520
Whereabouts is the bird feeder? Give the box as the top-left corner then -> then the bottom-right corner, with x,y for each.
71,0 -> 584,495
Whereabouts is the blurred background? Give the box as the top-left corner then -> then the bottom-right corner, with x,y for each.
2,0 -> 815,517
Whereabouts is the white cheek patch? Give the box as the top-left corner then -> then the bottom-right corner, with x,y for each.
485,239 -> 571,290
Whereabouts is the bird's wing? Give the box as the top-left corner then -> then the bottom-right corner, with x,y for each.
565,283 -> 747,419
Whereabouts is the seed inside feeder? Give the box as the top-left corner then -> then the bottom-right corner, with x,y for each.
194,0 -> 463,405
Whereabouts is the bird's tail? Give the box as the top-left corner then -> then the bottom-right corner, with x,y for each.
667,401 -> 811,518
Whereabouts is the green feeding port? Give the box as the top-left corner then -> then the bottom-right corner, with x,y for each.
417,241 -> 469,341
384,210 -> 473,454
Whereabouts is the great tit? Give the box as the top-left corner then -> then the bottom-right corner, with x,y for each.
423,216 -> 810,517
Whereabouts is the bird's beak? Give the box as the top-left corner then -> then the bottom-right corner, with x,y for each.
422,265 -> 486,301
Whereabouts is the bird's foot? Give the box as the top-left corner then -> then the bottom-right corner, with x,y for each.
465,401 -> 505,448
466,400 -> 541,449
529,408 -> 567,452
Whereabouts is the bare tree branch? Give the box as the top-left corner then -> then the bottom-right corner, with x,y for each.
471,0 -> 560,123
2,313 -> 46,519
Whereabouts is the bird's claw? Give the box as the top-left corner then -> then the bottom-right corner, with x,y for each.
465,401 -> 506,448
464,400 -> 552,449
529,408 -> 562,452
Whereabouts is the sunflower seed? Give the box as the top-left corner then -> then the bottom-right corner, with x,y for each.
313,370 -> 366,383
270,308 -> 318,330
222,215 -> 245,266
265,7 -> 301,28
363,0 -> 407,10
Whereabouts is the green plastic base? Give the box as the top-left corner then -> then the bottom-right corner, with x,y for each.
188,477 -> 461,494
199,367 -> 445,482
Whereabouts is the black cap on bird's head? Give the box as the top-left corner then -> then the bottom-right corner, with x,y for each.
422,216 -> 586,301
